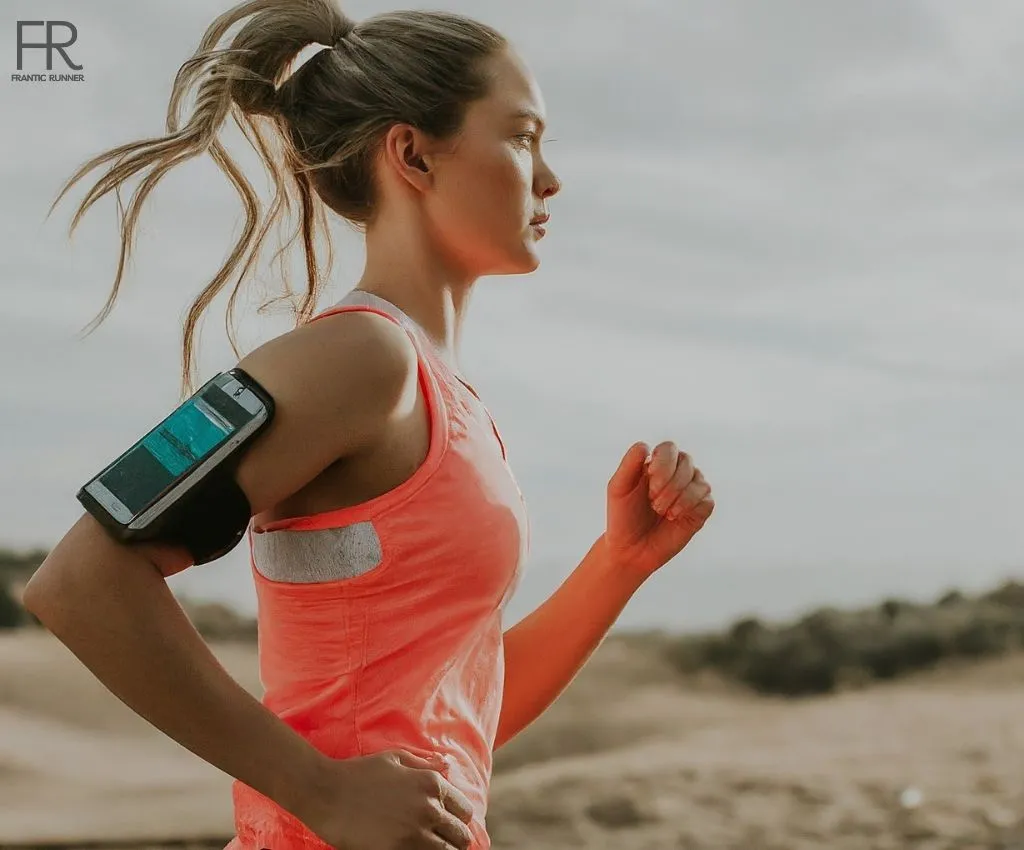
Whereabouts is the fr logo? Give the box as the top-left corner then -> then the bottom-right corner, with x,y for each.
17,21 -> 82,71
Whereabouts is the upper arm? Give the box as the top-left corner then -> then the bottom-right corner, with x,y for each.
32,311 -> 420,584
229,310 -> 419,519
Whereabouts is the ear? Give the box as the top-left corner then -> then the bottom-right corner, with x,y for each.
380,123 -> 434,192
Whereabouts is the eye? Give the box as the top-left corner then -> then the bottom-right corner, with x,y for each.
512,132 -> 537,147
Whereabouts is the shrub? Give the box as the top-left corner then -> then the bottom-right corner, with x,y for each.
0,581 -> 24,629
661,582 -> 1024,697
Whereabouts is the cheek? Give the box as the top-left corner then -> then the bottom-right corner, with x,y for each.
442,149 -> 531,231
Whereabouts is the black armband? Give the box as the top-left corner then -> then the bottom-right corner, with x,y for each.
156,466 -> 253,565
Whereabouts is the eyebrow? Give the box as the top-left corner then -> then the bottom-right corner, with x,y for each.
512,108 -> 546,132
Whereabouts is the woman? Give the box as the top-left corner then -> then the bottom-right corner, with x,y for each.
24,2 -> 715,849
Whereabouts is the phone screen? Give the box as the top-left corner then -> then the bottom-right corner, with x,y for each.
85,373 -> 265,523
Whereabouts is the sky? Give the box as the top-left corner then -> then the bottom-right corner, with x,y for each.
1,1 -> 1022,632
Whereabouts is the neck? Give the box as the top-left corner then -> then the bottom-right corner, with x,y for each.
356,218 -> 477,367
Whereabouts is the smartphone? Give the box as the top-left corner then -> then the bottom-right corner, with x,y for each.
77,368 -> 274,541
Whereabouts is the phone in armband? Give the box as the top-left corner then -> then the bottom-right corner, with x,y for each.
76,368 -> 275,559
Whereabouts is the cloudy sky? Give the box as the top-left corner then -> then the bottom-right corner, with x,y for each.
2,1 -> 1022,631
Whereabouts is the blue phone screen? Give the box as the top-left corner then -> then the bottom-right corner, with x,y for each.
142,401 -> 230,476
97,382 -> 253,517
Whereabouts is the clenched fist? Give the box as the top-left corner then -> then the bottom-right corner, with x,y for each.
604,441 -> 715,580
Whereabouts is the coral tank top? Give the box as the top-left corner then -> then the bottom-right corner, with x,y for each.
226,291 -> 528,850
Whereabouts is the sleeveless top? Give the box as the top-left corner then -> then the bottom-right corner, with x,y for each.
227,291 -> 529,850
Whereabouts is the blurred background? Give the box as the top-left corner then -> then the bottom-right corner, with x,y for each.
2,1 -> 1023,848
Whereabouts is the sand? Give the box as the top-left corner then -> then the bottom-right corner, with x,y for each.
1,629 -> 1022,850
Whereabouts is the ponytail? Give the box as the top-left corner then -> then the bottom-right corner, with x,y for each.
51,0 -> 351,398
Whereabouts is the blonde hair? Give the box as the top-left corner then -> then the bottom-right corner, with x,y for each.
51,0 -> 505,397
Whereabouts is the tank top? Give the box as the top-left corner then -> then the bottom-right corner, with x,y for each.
227,290 -> 529,850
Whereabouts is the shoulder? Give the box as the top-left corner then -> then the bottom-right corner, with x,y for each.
240,307 -> 420,418
227,307 -> 422,486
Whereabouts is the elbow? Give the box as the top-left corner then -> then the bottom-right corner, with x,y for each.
21,554 -> 68,626
22,512 -> 174,632
20,512 -> 146,627
21,554 -> 51,615
22,517 -> 83,622
20,574 -> 42,616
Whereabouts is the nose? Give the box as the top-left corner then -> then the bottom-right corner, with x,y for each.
535,162 -> 562,200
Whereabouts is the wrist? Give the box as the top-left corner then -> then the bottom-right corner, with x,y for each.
589,534 -> 648,597
273,741 -> 335,822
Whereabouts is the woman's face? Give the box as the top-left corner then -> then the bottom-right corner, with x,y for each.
425,47 -> 562,277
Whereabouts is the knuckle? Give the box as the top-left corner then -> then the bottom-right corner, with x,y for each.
417,798 -> 442,824
412,827 -> 437,848
437,812 -> 473,845
420,769 -> 444,795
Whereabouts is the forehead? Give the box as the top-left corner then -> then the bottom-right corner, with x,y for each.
476,48 -> 546,124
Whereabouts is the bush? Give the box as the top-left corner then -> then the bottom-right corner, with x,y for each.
852,621 -> 945,680
729,616 -> 766,645
0,581 -> 25,629
983,581 -> 1024,609
880,598 -> 907,622
661,583 -> 1024,698
736,629 -> 839,696
937,589 -> 965,607
949,607 -> 1017,657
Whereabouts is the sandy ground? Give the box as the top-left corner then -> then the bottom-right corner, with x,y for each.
1,629 -> 1023,850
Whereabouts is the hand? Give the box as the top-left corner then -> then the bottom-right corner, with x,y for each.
604,441 -> 715,580
298,749 -> 475,850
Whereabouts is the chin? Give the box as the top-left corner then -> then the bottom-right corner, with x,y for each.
480,252 -> 540,277
509,242 -> 543,274
472,233 -> 543,277
516,250 -> 541,273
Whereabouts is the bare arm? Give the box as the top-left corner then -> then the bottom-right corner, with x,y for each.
22,311 -> 420,823
493,535 -> 641,750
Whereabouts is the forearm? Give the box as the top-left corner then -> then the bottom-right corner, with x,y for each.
23,515 -> 326,822
494,534 -> 642,749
